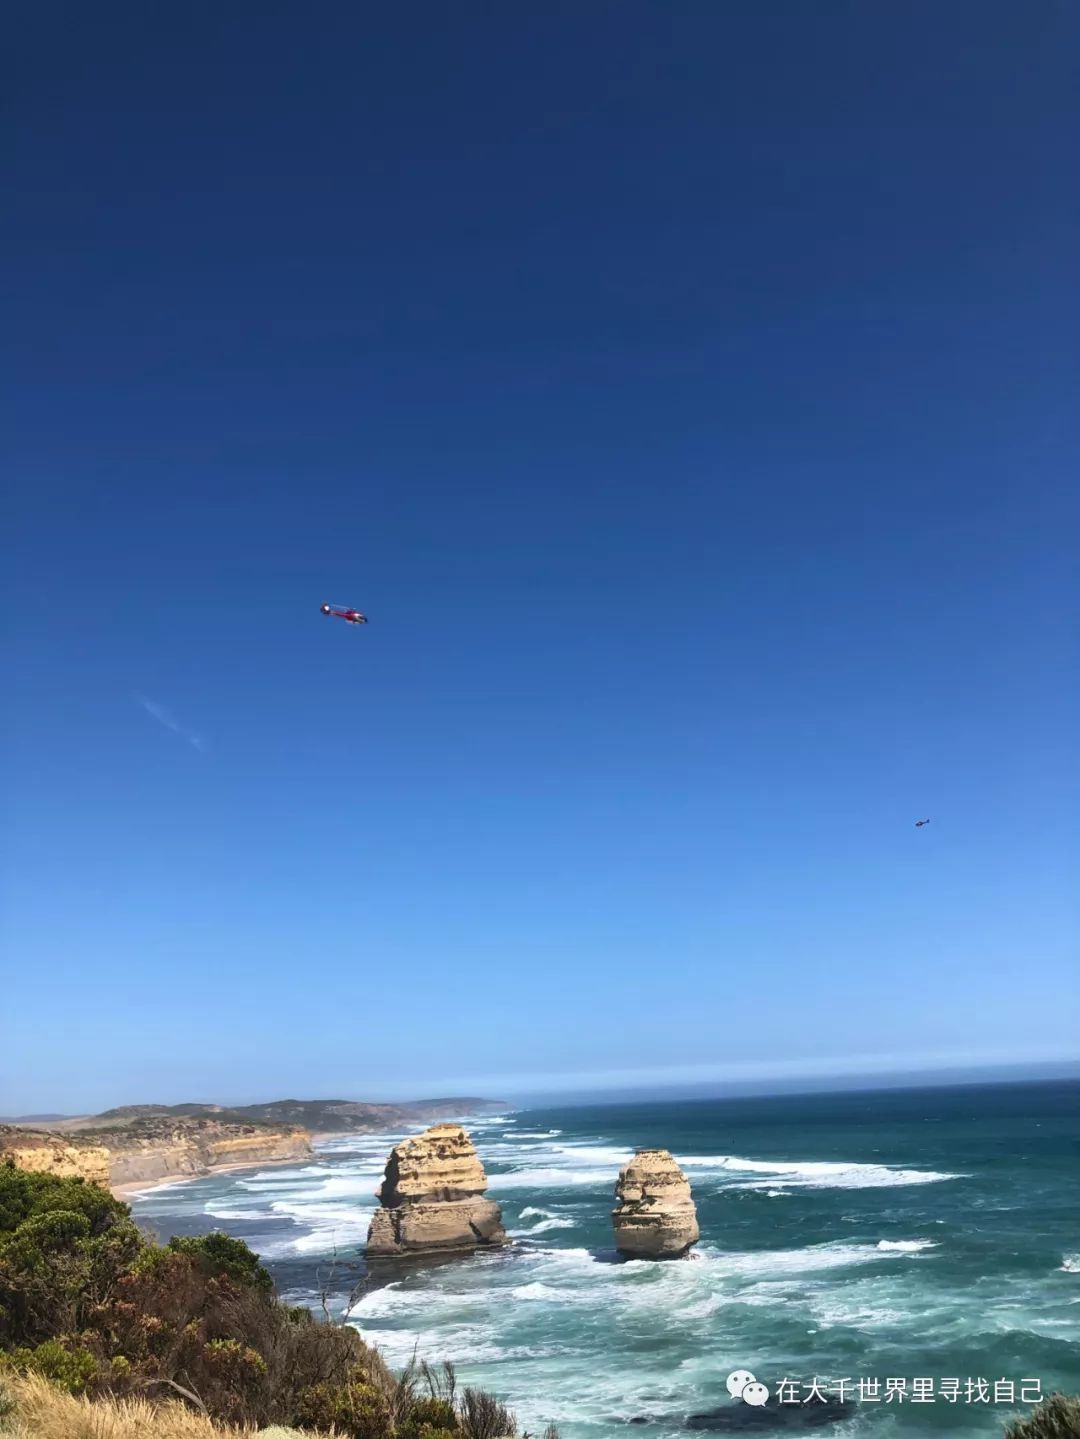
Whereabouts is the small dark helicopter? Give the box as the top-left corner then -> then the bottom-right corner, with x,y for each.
915,818 -> 930,828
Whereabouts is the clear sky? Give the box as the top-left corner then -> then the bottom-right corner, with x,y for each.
3,1 -> 1077,1115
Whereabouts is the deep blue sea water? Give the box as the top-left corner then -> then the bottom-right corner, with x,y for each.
131,1080 -> 1080,1438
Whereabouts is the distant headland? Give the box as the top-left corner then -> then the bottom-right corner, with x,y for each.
0,1095 -> 506,1195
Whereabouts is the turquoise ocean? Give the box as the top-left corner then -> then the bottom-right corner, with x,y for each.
132,1080 -> 1080,1438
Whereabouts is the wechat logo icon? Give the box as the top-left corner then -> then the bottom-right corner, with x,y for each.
727,1370 -> 770,1407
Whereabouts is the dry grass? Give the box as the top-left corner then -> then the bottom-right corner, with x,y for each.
0,1373 -> 326,1439
1003,1394 -> 1080,1439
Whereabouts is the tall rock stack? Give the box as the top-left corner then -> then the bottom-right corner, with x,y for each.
612,1148 -> 699,1258
366,1123 -> 507,1257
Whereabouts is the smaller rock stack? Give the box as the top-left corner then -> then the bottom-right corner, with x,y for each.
366,1123 -> 507,1257
612,1148 -> 699,1258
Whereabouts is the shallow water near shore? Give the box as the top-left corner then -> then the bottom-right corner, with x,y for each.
132,1080 -> 1080,1439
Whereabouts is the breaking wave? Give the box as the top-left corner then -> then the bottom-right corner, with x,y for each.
679,1154 -> 965,1189
511,1217 -> 578,1236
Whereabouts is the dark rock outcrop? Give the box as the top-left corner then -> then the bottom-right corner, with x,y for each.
685,1396 -> 857,1429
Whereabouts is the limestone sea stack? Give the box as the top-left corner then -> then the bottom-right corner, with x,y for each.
612,1148 -> 699,1258
366,1123 -> 507,1257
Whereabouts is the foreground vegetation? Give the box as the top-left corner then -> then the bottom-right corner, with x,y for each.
4,1161 -> 1072,1439
1004,1394 -> 1080,1438
0,1162 -> 549,1437
0,1371 -> 286,1437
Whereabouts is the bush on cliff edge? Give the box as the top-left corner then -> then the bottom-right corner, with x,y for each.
0,1162 -> 549,1438
1004,1394 -> 1080,1438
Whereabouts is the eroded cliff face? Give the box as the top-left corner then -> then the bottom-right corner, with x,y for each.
103,1122 -> 312,1188
1,1120 -> 312,1192
367,1123 -> 506,1256
0,1126 -> 111,1187
613,1148 -> 699,1258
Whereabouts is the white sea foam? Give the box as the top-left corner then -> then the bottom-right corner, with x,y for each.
512,1281 -> 574,1302
240,1164 -> 334,1183
486,1144 -> 961,1194
349,1232 -> 939,1356
1060,1254 -> 1080,1273
531,1236 -> 927,1293
551,1143 -> 632,1165
269,1197 -> 375,1227
805,1297 -> 910,1330
314,1132 -> 413,1156
876,1239 -> 937,1252
203,1205 -> 268,1222
352,1322 -> 508,1367
487,1166 -> 615,1191
676,1294 -> 725,1320
123,1180 -> 191,1200
697,1239 -> 933,1278
348,1284 -> 405,1319
679,1153 -> 964,1189
304,1174 -> 381,1200
531,1245 -> 604,1269
193,1152 -> 393,1258
511,1216 -> 578,1236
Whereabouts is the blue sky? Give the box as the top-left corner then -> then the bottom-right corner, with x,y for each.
3,1 -> 1077,1114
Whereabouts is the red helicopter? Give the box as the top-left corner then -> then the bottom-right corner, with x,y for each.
320,602 -> 368,626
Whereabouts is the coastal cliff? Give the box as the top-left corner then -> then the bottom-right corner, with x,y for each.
0,1094 -> 504,1197
102,1119 -> 312,1188
367,1123 -> 507,1256
0,1125 -> 111,1187
613,1148 -> 699,1257
1,1118 -> 311,1193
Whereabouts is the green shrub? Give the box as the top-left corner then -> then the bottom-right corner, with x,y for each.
2,1338 -> 98,1394
0,1169 -> 553,1439
0,1163 -> 130,1239
167,1232 -> 273,1292
2,1210 -> 91,1265
294,1374 -> 392,1438
109,1353 -> 132,1381
205,1338 -> 268,1377
0,1165 -> 142,1348
401,1396 -> 459,1434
